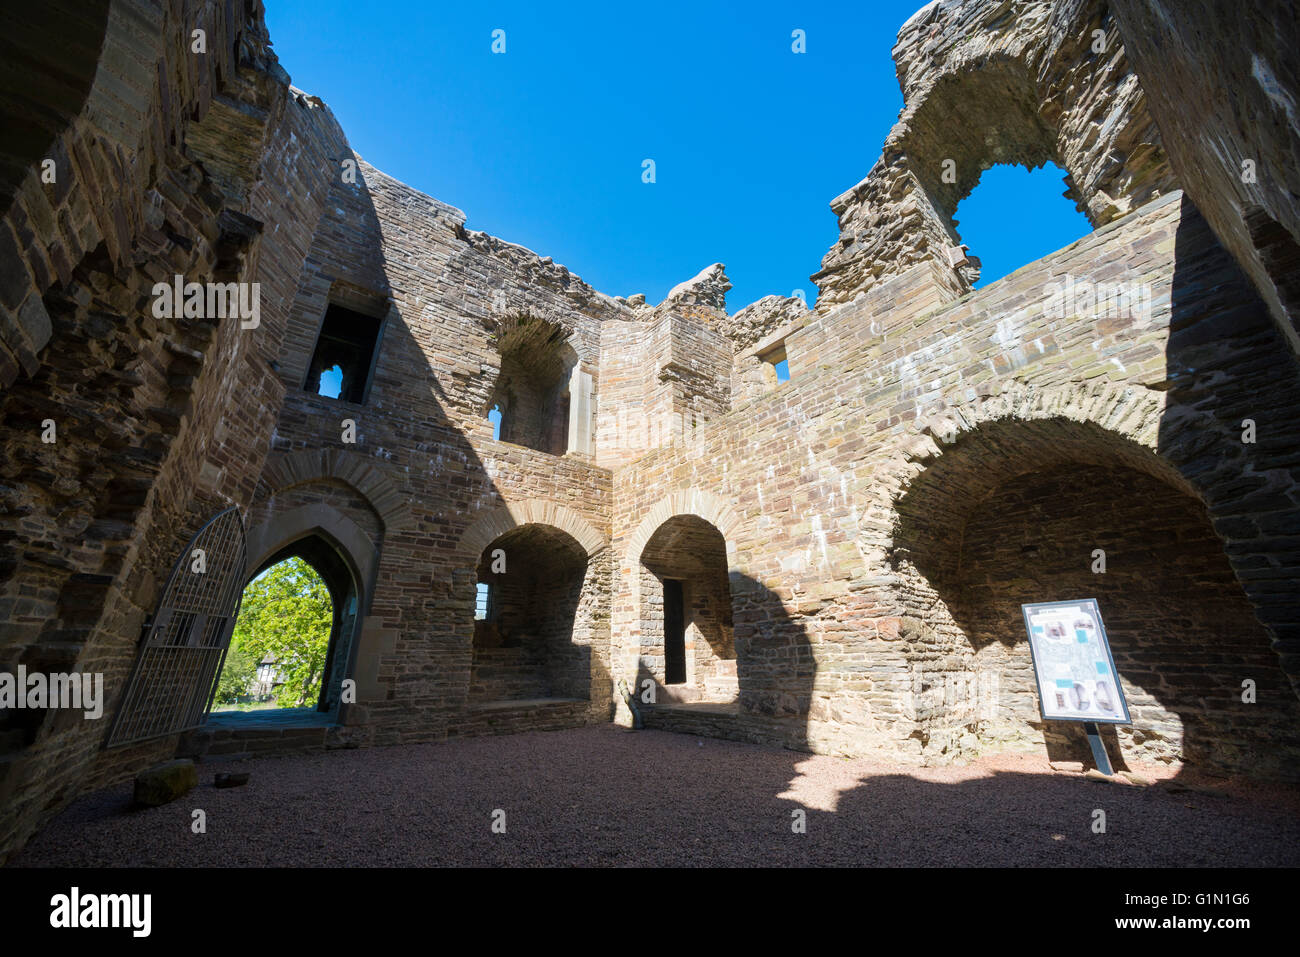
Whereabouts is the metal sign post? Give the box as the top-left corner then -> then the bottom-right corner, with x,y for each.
1082,721 -> 1114,775
1021,599 -> 1129,775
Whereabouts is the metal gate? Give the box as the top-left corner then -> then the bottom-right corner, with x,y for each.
105,506 -> 248,748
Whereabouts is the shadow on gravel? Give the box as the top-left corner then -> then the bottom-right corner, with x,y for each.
8,725 -> 1299,867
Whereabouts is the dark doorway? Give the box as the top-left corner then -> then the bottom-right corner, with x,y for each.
664,579 -> 686,685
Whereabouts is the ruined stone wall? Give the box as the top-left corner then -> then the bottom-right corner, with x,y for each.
612,191 -> 1300,777
813,0 -> 1175,311
6,0 -> 1300,868
0,0 -> 344,862
1110,0 -> 1300,357
248,102 -> 626,746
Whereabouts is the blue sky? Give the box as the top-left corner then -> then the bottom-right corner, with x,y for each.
265,0 -> 1092,311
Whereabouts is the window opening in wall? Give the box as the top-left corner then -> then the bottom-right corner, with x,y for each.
474,582 -> 491,621
952,162 -> 1093,287
761,343 -> 790,387
304,304 -> 383,403
318,365 -> 344,399
488,315 -> 578,455
488,404 -> 503,441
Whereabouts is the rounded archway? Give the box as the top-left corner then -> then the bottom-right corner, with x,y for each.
636,515 -> 737,704
470,523 -> 597,704
889,416 -> 1300,778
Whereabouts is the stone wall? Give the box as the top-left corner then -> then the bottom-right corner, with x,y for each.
812,0 -> 1175,311
1111,0 -> 1300,356
4,0 -> 1300,866
611,190 -> 1300,777
0,0 -> 326,862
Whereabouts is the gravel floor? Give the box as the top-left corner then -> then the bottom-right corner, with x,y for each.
11,726 -> 1300,867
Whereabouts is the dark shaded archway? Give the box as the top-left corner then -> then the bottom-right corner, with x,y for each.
471,523 -> 592,704
892,417 -> 1300,779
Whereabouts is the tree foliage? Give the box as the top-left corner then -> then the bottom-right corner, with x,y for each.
219,556 -> 333,709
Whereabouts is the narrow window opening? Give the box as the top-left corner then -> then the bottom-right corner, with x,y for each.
488,404 -> 503,441
760,343 -> 790,387
304,304 -> 383,403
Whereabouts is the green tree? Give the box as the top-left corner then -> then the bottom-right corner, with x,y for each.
224,556 -> 334,709
214,633 -> 258,704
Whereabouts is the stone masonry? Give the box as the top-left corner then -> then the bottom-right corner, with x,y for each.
2,0 -> 1299,863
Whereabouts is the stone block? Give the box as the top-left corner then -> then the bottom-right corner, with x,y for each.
133,759 -> 198,807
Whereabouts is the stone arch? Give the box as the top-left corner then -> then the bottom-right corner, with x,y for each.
258,449 -> 415,533
622,489 -> 743,573
245,503 -> 378,607
814,0 -> 1175,309
620,489 -> 746,705
859,381 -> 1174,571
872,383 -> 1300,779
457,499 -> 606,561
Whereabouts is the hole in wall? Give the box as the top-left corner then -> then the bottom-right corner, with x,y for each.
953,162 -> 1093,287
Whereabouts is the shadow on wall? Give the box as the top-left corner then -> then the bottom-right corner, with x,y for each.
1151,194 -> 1300,773
0,0 -> 110,218
889,196 -> 1300,782
637,573 -> 814,755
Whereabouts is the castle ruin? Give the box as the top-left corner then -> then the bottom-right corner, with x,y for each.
2,0 -> 1299,863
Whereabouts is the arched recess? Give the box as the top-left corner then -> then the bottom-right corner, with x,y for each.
622,489 -> 743,569
877,392 -> 1300,780
859,382 -> 1170,571
458,500 -> 606,562
621,489 -> 746,705
485,313 -> 582,455
636,515 -> 737,704
238,503 -> 380,716
467,521 -> 610,707
456,500 -> 610,710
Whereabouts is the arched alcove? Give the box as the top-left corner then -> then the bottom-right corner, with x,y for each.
487,314 -> 579,455
470,523 -> 596,704
889,417 -> 1300,778
637,515 -> 737,704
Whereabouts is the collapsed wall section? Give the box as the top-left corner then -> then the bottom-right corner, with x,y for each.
813,0 -> 1175,311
